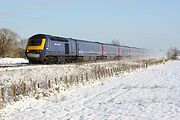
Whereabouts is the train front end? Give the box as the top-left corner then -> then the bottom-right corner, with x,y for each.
25,34 -> 48,63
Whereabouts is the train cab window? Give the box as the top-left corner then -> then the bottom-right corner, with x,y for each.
28,39 -> 42,46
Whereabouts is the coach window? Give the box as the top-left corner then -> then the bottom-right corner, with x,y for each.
50,38 -> 68,42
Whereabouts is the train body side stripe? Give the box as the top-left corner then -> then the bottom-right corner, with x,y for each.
118,47 -> 120,57
101,44 -> 104,57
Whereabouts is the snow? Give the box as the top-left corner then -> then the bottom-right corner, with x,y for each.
0,60 -> 180,119
178,56 -> 180,59
0,58 -> 28,65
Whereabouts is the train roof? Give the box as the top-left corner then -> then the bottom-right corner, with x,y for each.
71,38 -> 100,44
102,43 -> 119,46
29,34 -> 50,39
29,34 -> 146,50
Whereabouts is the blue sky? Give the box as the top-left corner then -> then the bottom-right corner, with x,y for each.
0,0 -> 180,50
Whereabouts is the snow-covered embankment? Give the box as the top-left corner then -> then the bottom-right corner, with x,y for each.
0,59 -> 179,119
0,58 -> 28,65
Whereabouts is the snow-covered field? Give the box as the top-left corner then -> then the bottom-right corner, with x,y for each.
0,60 -> 179,120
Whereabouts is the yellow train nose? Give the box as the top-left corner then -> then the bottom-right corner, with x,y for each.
26,38 -> 46,50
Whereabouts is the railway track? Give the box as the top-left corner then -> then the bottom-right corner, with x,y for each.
0,64 -> 29,68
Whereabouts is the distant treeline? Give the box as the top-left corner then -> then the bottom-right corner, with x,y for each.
167,47 -> 179,60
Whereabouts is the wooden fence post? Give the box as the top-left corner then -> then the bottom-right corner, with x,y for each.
95,71 -> 97,79
145,62 -> 148,68
86,73 -> 88,81
107,69 -> 109,76
105,69 -> 107,76
32,81 -> 36,94
81,74 -> 84,85
23,83 -> 27,96
108,69 -> 111,77
55,78 -> 57,85
103,70 -> 105,77
1,87 -> 4,101
100,70 -> 102,78
76,76 -> 79,84
64,76 -> 69,88
65,76 -> 68,84
115,68 -> 118,74
111,69 -> 113,76
98,71 -> 100,79
70,75 -> 73,84
102,70 -> 104,77
37,83 -> 40,88
12,84 -> 16,101
60,77 -> 63,84
48,80 -> 51,88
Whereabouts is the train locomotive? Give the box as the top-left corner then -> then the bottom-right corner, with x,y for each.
25,34 -> 150,64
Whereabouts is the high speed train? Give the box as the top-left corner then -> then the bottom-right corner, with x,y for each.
25,34 -> 151,64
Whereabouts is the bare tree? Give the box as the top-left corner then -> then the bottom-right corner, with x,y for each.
18,38 -> 28,49
0,28 -> 19,57
111,39 -> 121,45
167,47 -> 179,60
16,38 -> 28,58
